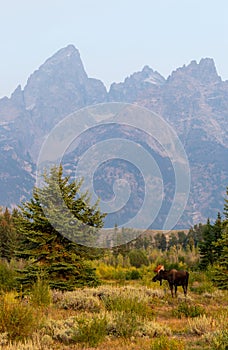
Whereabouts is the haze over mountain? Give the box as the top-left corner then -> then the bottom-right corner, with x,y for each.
0,45 -> 227,228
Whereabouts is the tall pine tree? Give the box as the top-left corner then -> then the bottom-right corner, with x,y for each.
0,208 -> 20,261
212,212 -> 223,261
16,165 -> 106,290
212,188 -> 228,289
199,219 -> 215,269
212,226 -> 228,289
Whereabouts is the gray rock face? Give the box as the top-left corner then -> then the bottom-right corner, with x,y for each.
0,46 -> 227,227
1,45 -> 108,159
24,45 -> 107,157
109,65 -> 165,102
108,59 -> 228,224
0,45 -> 108,205
23,45 -> 107,126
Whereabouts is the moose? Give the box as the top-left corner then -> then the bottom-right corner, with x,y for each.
152,265 -> 189,297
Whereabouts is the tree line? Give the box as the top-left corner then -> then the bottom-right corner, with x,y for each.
0,165 -> 227,291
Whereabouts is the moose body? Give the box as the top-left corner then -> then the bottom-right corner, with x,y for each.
152,266 -> 189,297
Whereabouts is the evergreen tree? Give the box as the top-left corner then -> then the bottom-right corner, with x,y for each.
154,233 -> 167,251
186,223 -> 204,248
212,188 -> 228,289
224,187 -> 228,219
128,249 -> 149,268
16,165 -> 105,290
199,219 -> 215,269
0,208 -> 19,261
212,212 -> 223,260
212,225 -> 228,290
199,213 -> 223,269
177,231 -> 187,249
168,232 -> 178,249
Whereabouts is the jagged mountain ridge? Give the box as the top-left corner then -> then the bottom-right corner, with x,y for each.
0,44 -> 227,227
108,57 -> 228,223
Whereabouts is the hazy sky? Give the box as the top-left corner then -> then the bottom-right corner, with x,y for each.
1,0 -> 228,97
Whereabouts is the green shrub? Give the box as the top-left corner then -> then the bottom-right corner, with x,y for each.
150,335 -> 185,350
110,311 -> 139,338
73,315 -> 107,347
204,330 -> 228,350
0,292 -> 37,341
136,321 -> 172,338
102,294 -> 153,319
190,271 -> 215,294
55,291 -> 102,312
44,317 -> 76,344
126,268 -> 141,280
113,267 -> 127,281
190,280 -> 215,294
128,249 -> 149,268
173,302 -> 205,318
188,315 -> 215,335
95,263 -> 117,280
0,261 -> 18,291
30,277 -> 52,306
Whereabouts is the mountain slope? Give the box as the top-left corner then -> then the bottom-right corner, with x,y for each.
109,58 -> 228,223
0,45 -> 227,227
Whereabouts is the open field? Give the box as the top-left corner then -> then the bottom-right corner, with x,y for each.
0,277 -> 227,350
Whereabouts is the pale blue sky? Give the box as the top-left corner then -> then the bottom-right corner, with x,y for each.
0,0 -> 228,97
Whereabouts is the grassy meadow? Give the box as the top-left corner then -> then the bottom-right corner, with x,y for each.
0,169 -> 227,349
0,262 -> 227,350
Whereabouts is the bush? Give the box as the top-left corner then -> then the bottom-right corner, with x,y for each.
126,268 -> 141,280
73,315 -> 107,347
44,317 -> 76,344
190,271 -> 215,294
191,280 -> 215,294
150,335 -> 185,350
96,263 -> 129,281
188,315 -> 215,335
30,277 -> 52,306
128,249 -> 149,268
102,294 -> 153,319
0,292 -> 37,341
106,311 -> 139,338
136,321 -> 172,338
0,261 -> 18,291
104,311 -> 171,339
173,302 -> 205,318
204,330 -> 228,350
55,291 -> 102,312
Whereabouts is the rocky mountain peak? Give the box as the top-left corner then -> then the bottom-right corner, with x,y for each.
47,44 -> 79,59
39,44 -> 87,77
141,65 -> 166,85
11,85 -> 24,106
109,65 -> 165,101
122,65 -> 165,86
168,58 -> 221,85
23,45 -> 107,118
23,45 -> 88,108
0,45 -> 107,159
198,57 -> 221,83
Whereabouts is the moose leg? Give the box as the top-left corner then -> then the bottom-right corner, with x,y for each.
169,283 -> 174,298
183,283 -> 187,296
174,285 -> 178,297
